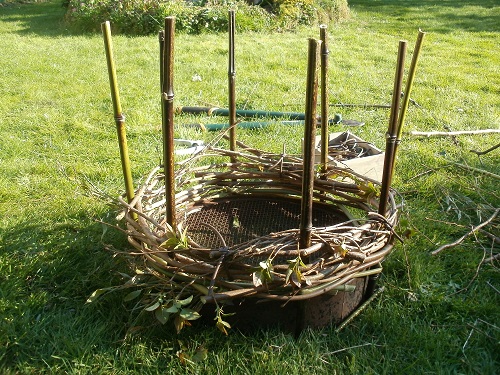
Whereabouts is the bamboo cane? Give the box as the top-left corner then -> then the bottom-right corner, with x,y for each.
159,30 -> 164,93
397,30 -> 426,140
378,40 -> 407,216
228,10 -> 237,163
319,25 -> 329,177
300,38 -> 321,249
161,17 -> 176,228
101,21 -> 134,204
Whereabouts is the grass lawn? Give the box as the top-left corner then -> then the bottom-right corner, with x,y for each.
0,0 -> 498,373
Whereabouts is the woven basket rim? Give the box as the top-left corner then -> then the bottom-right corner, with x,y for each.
117,145 -> 399,303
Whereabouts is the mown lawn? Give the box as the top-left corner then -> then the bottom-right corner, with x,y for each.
0,0 -> 498,373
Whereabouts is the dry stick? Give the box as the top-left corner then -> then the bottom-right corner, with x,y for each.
300,38 -> 321,249
452,162 -> 500,180
319,24 -> 329,178
432,208 -> 500,255
335,286 -> 385,332
410,129 -> 500,137
471,142 -> 500,156
161,17 -> 177,228
378,40 -> 407,216
330,103 -> 391,109
485,253 -> 500,263
228,10 -> 237,163
101,21 -> 134,204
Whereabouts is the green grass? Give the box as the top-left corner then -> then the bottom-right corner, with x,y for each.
1,0 -> 499,373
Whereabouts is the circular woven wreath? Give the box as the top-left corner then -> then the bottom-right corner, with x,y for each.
100,142 -> 399,334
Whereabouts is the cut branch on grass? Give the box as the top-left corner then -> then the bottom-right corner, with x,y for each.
451,163 -> 500,180
410,129 -> 500,137
431,208 -> 500,255
470,142 -> 500,156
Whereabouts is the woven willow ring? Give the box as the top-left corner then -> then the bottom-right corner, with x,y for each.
117,145 -> 399,312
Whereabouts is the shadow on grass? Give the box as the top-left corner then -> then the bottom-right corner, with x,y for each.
0,0 -> 86,37
0,214 -> 133,370
349,0 -> 499,33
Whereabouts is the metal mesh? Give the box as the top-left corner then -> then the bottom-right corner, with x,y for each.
182,197 -> 349,248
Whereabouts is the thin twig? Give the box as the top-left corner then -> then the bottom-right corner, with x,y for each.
486,281 -> 500,295
462,319 -> 478,355
470,142 -> 500,156
485,253 -> 500,263
410,129 -> 500,137
452,162 -> 500,180
323,343 -> 382,356
432,208 -> 500,255
447,234 -> 486,296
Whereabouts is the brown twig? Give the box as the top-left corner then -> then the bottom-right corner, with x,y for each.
432,208 -> 500,255
470,142 -> 500,156
410,129 -> 500,137
451,162 -> 500,180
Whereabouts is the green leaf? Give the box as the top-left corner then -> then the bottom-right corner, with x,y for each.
290,272 -> 302,288
155,306 -> 170,324
165,304 -> 179,313
145,301 -> 160,312
216,320 -> 230,335
177,295 -> 194,306
285,268 -> 293,285
252,271 -> 264,287
123,289 -> 142,302
174,315 -> 192,333
86,288 -> 112,304
179,308 -> 201,321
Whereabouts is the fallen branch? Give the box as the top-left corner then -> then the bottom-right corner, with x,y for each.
432,208 -> 500,255
452,163 -> 500,180
410,129 -> 500,137
470,142 -> 500,156
485,253 -> 500,263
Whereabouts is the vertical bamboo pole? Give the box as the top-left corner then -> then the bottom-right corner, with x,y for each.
378,40 -> 407,216
101,21 -> 135,204
397,30 -> 426,140
159,30 -> 165,92
228,10 -> 237,163
300,38 -> 321,249
161,17 -> 177,228
319,25 -> 329,178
